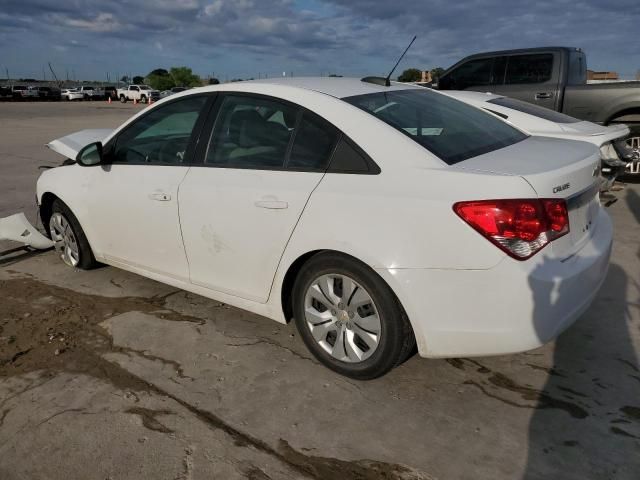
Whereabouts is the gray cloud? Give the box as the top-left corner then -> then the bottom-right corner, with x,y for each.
1,0 -> 638,80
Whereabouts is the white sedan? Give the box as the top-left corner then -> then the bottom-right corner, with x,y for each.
39,77 -> 612,379
61,89 -> 84,101
440,90 -> 635,189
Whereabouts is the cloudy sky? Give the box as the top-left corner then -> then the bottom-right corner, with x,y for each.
1,0 -> 639,81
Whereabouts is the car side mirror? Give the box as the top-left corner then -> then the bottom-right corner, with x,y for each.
76,142 -> 103,167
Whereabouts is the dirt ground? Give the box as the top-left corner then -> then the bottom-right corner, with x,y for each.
0,102 -> 639,480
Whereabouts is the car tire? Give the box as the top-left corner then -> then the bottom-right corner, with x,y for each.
48,199 -> 98,270
120,95 -> 127,103
140,95 -> 147,104
292,252 -> 415,379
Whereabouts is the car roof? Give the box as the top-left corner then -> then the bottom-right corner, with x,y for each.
201,77 -> 422,99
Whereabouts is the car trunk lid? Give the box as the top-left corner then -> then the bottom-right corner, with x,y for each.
454,136 -> 602,259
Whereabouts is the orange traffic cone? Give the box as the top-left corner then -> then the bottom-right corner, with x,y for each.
148,97 -> 153,105
107,96 -> 111,104
133,98 -> 137,105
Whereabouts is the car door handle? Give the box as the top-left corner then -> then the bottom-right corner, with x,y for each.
254,200 -> 288,209
149,192 -> 171,202
534,92 -> 553,100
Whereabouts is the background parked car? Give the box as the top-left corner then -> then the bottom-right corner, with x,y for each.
0,85 -> 11,100
61,89 -> 84,101
117,84 -> 161,103
37,86 -> 62,101
76,86 -> 103,100
160,86 -> 188,98
103,86 -> 118,101
440,90 -> 636,187
11,85 -> 33,100
27,86 -> 41,99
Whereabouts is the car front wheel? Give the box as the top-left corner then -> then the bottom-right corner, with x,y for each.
48,200 -> 97,270
292,253 -> 415,379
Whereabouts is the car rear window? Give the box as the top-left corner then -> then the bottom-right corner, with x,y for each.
488,97 -> 580,123
344,89 -> 527,165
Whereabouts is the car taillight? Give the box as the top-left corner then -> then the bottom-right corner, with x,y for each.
453,199 -> 569,260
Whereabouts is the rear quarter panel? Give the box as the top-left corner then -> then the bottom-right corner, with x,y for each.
276,166 -> 536,274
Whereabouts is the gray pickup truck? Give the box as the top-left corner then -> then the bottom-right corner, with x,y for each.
436,47 -> 640,171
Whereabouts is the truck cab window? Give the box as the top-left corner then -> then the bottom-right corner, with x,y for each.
440,57 -> 506,89
505,54 -> 553,84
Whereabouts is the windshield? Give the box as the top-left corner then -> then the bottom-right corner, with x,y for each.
344,89 -> 527,164
488,97 -> 580,124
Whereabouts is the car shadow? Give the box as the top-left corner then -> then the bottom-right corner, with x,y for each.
0,246 -> 52,267
523,257 -> 640,479
626,188 -> 640,224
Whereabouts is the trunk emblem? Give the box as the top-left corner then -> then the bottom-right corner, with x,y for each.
553,183 -> 570,194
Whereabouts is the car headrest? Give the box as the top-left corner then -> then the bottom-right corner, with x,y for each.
228,110 -> 267,148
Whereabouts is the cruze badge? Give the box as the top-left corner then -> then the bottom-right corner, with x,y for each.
553,183 -> 570,194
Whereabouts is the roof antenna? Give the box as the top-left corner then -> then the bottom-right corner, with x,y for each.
362,36 -> 417,87
385,35 -> 417,86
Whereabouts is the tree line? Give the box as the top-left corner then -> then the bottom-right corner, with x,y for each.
120,67 -> 219,90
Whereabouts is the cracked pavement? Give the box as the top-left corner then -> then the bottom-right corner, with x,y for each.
1,102 -> 639,480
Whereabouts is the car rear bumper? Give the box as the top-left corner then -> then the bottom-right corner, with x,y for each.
377,207 -> 613,358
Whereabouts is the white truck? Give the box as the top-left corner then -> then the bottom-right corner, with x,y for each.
76,85 -> 103,100
117,84 -> 160,103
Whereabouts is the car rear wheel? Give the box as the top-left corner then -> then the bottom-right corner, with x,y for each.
292,252 -> 415,379
48,200 -> 97,270
120,95 -> 127,103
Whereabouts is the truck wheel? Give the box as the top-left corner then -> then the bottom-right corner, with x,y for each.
140,95 -> 147,104
120,95 -> 127,103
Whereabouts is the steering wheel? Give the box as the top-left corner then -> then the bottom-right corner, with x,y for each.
158,137 -> 188,164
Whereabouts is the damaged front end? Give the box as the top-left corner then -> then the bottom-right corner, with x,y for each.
0,213 -> 54,250
598,136 -> 640,190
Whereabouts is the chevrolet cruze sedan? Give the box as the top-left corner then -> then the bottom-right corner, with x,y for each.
39,77 -> 613,379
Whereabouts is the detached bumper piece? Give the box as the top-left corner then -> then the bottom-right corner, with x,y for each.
0,213 -> 54,249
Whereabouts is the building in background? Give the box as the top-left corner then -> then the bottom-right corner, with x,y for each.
587,70 -> 619,81
420,70 -> 432,83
